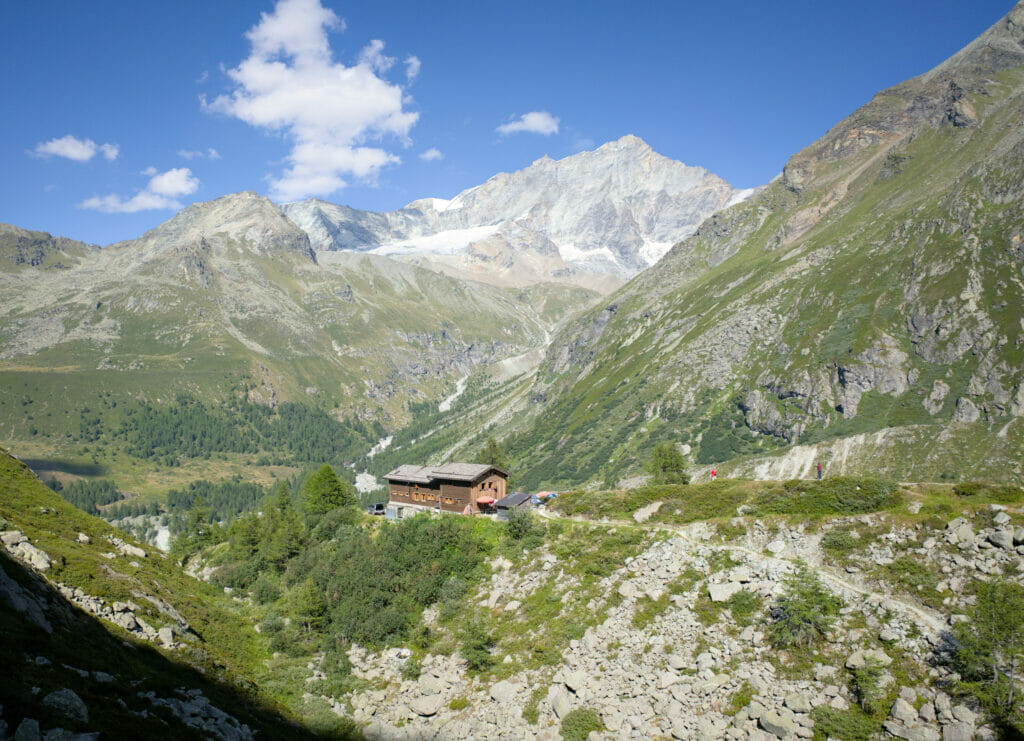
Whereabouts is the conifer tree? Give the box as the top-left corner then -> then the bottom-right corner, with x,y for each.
301,464 -> 356,515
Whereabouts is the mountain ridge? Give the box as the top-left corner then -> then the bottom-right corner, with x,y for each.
282,135 -> 752,289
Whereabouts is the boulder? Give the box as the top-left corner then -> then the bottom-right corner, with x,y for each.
846,648 -> 892,670
618,580 -> 639,599
633,501 -> 663,523
490,680 -> 518,703
988,529 -> 1015,550
942,722 -> 976,741
13,719 -> 41,741
883,720 -> 940,741
548,684 -> 572,719
891,697 -> 919,724
708,582 -> 742,602
410,694 -> 443,717
760,709 -> 797,738
42,688 -> 88,723
784,692 -> 812,714
563,670 -> 587,693
0,531 -> 27,547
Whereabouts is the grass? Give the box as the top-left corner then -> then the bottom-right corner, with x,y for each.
631,592 -> 672,629
553,476 -> 903,526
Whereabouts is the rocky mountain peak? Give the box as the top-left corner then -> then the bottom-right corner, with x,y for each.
282,136 -> 751,287
128,191 -> 316,263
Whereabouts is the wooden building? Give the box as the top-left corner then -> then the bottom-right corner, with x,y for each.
384,463 -> 508,515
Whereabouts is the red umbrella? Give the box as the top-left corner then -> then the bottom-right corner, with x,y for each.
476,496 -> 495,505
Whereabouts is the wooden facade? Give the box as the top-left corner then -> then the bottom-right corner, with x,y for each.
385,463 -> 508,515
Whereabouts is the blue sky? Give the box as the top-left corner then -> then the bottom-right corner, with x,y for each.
1,0 -> 1014,245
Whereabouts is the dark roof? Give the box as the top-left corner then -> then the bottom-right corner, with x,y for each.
384,462 -> 508,485
495,491 -> 531,509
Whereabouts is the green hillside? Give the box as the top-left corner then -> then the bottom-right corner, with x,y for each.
495,4 -> 1024,490
0,447 -> 358,737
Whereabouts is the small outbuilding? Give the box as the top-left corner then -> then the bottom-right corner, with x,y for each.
385,462 -> 508,516
494,491 -> 531,519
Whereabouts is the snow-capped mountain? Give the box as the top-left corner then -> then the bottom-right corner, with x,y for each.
282,136 -> 755,290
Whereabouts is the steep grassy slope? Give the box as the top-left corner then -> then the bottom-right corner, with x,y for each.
496,3 -> 1024,489
0,448 -> 352,737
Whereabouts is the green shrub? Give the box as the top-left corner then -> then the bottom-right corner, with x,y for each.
522,686 -> 545,724
726,681 -> 754,715
401,656 -> 422,681
769,562 -> 843,649
753,477 -> 900,517
461,623 -> 495,673
261,613 -> 285,634
449,696 -> 469,711
850,658 -> 887,712
810,706 -> 881,741
632,592 -> 671,629
251,573 -> 281,605
953,481 -> 1024,502
559,707 -> 604,741
821,528 -> 860,560
726,590 -> 760,626
952,580 -> 1024,728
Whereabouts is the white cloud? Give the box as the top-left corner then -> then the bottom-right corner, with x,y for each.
358,39 -> 394,73
178,147 -> 221,160
205,0 -> 417,201
404,55 -> 421,81
419,147 -> 443,162
79,167 -> 199,213
496,111 -> 560,136
32,135 -> 120,162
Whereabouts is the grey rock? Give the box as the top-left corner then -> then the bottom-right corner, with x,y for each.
951,705 -> 976,725
410,694 -> 443,717
13,719 -> 42,741
760,710 -> 797,738
564,670 -> 587,693
42,688 -> 88,723
633,501 -> 663,523
989,528 -> 1015,550
618,580 -> 639,599
709,582 -> 742,602
891,697 -> 919,724
490,680 -> 518,703
0,530 -> 27,547
548,684 -> 572,719
993,511 -> 1012,526
942,722 -> 976,741
845,648 -> 892,669
883,721 -> 940,741
784,692 -> 812,714
76,533 -> 91,544
158,626 -> 175,647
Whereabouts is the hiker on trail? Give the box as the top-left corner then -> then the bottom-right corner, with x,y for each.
816,462 -> 823,480
711,467 -> 717,481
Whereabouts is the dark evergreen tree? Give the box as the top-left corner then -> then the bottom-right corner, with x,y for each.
301,464 -> 356,515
